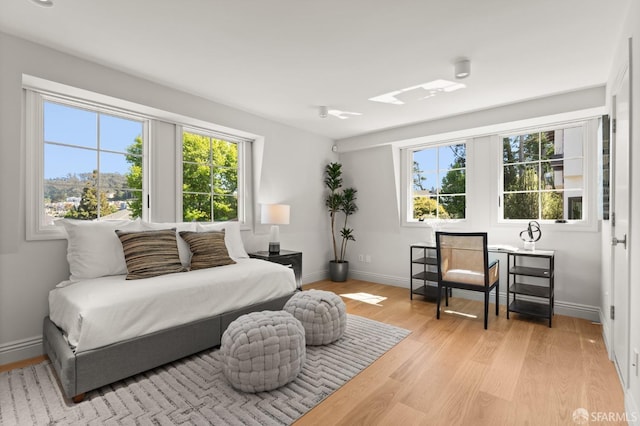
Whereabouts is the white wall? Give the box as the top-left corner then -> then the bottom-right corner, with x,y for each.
605,1 -> 640,421
0,32 -> 336,364
335,92 -> 606,321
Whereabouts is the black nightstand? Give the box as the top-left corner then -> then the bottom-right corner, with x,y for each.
249,250 -> 302,290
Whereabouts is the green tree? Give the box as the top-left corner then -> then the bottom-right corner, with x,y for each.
65,170 -> 117,219
502,131 -> 564,220
439,145 -> 466,218
413,196 -> 448,219
125,136 -> 143,218
412,160 -> 427,191
182,133 -> 238,222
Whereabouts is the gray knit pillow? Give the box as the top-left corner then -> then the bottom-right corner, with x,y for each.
115,228 -> 186,280
221,310 -> 306,392
179,230 -> 236,270
284,290 -> 347,345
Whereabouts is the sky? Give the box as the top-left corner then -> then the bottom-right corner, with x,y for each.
413,143 -> 465,192
44,101 -> 143,179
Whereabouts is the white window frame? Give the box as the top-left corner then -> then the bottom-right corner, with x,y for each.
175,125 -> 252,223
495,118 -> 598,231
25,88 -> 150,240
24,75 -> 258,240
401,139 -> 471,227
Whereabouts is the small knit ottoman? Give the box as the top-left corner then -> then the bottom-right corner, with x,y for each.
283,290 -> 346,345
220,310 -> 306,393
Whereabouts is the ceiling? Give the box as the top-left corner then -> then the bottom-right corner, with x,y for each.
0,0 -> 631,140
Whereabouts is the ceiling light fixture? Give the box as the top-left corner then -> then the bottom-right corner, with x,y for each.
454,59 -> 471,79
319,106 -> 328,118
30,0 -> 54,6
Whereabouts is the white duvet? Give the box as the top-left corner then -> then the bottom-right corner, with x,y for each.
48,258 -> 296,353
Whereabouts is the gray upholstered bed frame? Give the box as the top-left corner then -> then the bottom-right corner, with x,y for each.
43,293 -> 294,402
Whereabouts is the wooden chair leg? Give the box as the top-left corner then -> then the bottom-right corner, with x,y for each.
495,282 -> 499,316
436,284 -> 442,319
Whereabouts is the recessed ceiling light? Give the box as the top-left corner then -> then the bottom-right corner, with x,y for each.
30,0 -> 54,7
369,79 -> 466,105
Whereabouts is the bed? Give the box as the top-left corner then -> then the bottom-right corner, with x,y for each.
43,219 -> 297,402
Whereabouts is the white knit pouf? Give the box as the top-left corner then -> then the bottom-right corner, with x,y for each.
283,290 -> 347,345
220,310 -> 306,393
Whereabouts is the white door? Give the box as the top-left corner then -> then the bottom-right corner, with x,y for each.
612,64 -> 631,388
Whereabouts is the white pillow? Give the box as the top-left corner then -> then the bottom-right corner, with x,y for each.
196,221 -> 249,260
140,221 -> 197,267
58,218 -> 142,281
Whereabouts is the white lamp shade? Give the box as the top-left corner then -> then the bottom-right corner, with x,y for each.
261,204 -> 290,225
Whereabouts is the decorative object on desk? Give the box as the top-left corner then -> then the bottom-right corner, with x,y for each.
325,162 -> 358,282
519,220 -> 542,250
261,203 -> 290,254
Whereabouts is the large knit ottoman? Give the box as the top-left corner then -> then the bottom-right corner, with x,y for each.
220,310 -> 306,393
283,290 -> 346,345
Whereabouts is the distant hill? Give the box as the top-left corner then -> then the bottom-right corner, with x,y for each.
45,172 -> 129,202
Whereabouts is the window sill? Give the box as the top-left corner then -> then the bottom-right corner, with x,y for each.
494,219 -> 598,233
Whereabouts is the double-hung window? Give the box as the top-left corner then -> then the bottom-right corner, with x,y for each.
407,141 -> 467,221
501,124 -> 585,221
26,89 -> 148,239
179,128 -> 250,222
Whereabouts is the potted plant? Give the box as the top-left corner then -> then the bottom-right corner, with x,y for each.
325,162 -> 358,282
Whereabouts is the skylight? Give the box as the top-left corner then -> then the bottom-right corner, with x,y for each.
369,79 -> 466,105
328,109 -> 363,120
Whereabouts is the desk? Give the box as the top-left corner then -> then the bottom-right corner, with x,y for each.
410,243 -> 555,327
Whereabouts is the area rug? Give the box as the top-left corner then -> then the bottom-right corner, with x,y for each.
0,314 -> 410,425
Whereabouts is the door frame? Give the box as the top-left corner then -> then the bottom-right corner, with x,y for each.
609,47 -> 632,389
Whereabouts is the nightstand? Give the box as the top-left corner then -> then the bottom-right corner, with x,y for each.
249,250 -> 302,290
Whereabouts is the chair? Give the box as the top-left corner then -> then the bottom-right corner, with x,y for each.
435,232 -> 499,329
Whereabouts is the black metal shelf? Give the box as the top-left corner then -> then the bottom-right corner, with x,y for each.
509,299 -> 551,319
410,244 -> 440,302
412,271 -> 438,282
509,282 -> 551,298
411,284 -> 442,300
506,250 -> 555,327
509,265 -> 553,278
412,256 -> 438,266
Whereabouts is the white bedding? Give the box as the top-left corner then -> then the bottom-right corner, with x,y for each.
49,258 -> 296,353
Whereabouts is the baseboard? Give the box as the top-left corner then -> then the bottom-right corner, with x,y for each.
626,388 -> 640,425
302,270 -> 329,285
349,270 -> 600,322
0,336 -> 43,366
600,308 -> 614,359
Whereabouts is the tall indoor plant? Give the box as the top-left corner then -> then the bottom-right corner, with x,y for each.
325,162 -> 358,282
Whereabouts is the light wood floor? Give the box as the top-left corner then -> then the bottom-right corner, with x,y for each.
1,279 -> 624,425
296,279 -> 626,426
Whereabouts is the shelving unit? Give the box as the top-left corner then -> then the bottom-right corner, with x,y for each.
506,250 -> 555,327
410,243 -> 444,301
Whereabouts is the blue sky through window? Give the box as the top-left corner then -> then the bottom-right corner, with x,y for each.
43,101 -> 143,179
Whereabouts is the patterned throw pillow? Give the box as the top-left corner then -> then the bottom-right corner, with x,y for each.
115,228 -> 186,280
179,230 -> 236,270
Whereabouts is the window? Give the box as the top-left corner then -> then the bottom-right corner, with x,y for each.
180,129 -> 248,222
501,125 -> 584,221
409,142 -> 466,221
27,90 -> 148,239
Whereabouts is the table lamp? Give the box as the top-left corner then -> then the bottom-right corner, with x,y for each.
260,204 -> 290,254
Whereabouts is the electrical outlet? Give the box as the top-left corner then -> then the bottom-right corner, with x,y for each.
365,255 -> 371,263
358,254 -> 364,262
